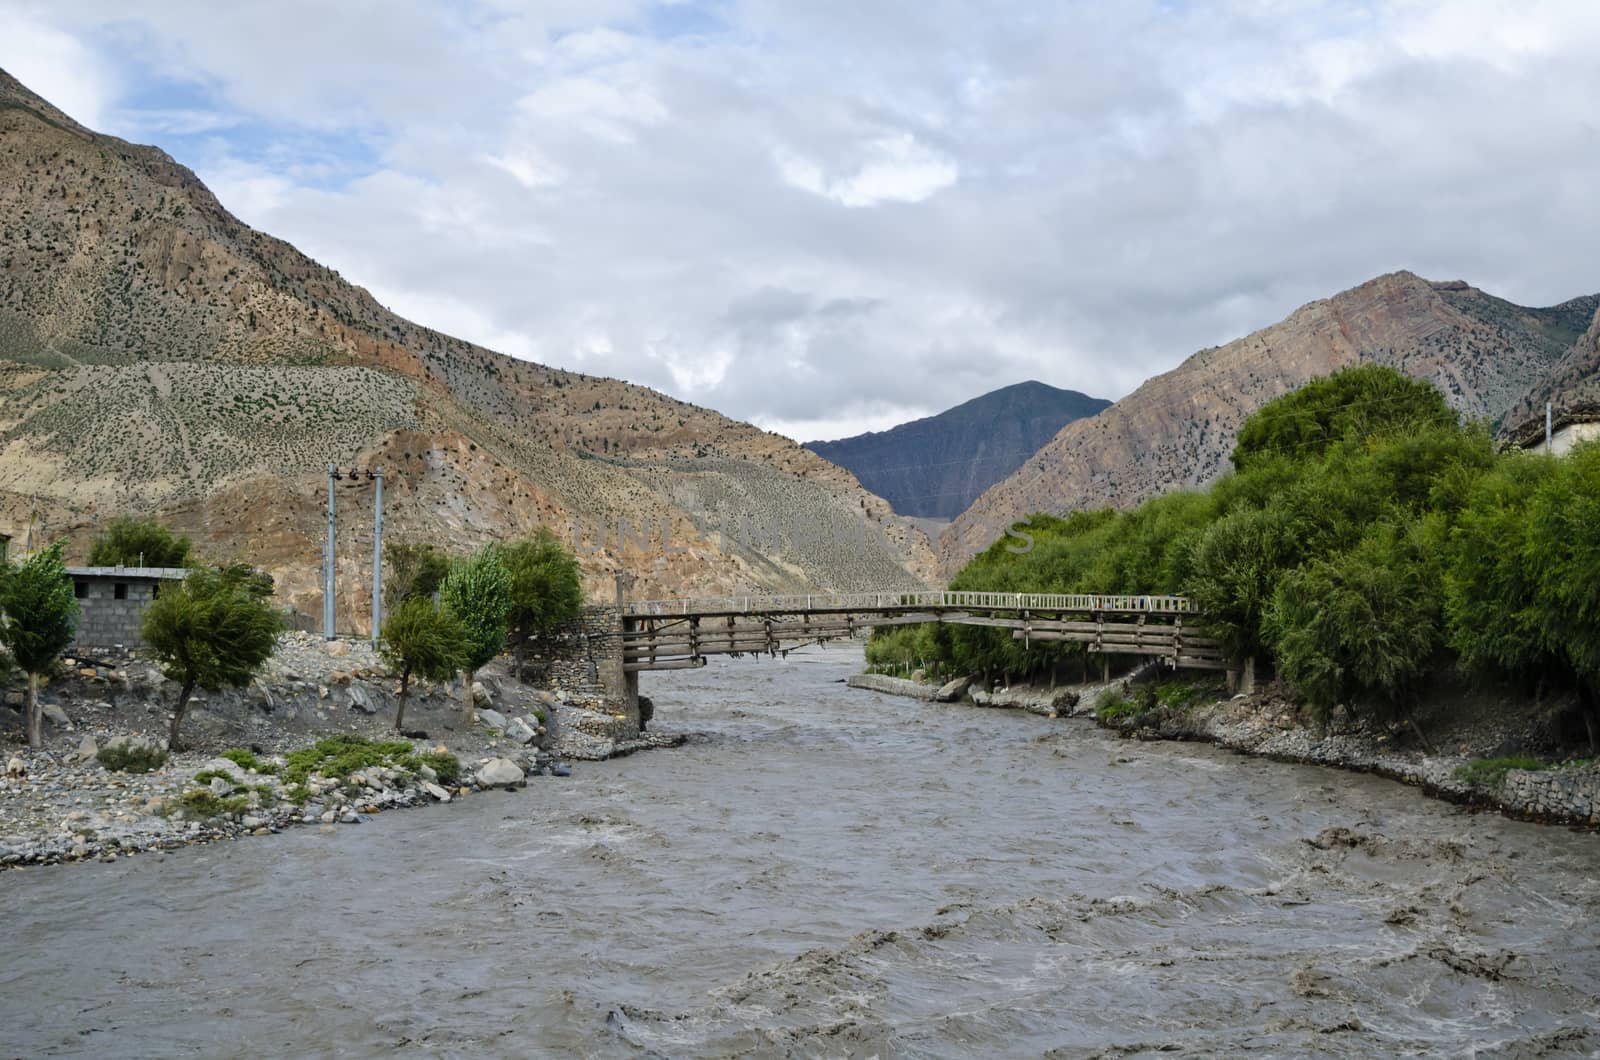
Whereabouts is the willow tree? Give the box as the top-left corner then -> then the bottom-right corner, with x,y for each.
502,529 -> 584,681
0,544 -> 78,748
142,564 -> 284,750
379,597 -> 470,731
439,546 -> 511,723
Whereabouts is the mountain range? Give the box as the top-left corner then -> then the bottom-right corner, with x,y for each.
0,69 -> 933,625
803,381 -> 1109,522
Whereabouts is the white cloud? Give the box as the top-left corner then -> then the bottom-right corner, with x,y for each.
4,0 -> 1600,438
776,133 -> 958,207
0,17 -> 116,128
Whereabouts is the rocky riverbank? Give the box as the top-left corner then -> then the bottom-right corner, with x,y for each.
854,671 -> 1600,828
0,633 -> 683,870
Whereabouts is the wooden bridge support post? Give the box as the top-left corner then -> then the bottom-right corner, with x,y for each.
602,572 -> 641,735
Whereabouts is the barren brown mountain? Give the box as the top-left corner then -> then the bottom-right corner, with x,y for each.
941,272 -> 1598,575
0,70 -> 933,626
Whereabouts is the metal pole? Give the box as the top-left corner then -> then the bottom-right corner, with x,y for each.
371,468 -> 383,648
324,463 -> 336,640
1546,401 -> 1553,454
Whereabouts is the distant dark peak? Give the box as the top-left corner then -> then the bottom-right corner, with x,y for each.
804,381 -> 1110,520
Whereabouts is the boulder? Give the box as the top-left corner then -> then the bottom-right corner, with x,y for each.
41,702 -> 70,728
422,781 -> 452,802
472,681 -> 493,707
5,756 -> 23,777
326,640 -> 350,658
1050,690 -> 1081,712
506,717 -> 539,745
346,684 -> 376,715
478,708 -> 509,734
475,757 -> 525,788
77,734 -> 99,763
933,676 -> 975,703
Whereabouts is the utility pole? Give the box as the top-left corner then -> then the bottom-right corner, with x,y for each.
370,467 -> 383,648
324,463 -> 337,640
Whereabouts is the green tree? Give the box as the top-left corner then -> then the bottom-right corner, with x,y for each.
142,565 -> 285,750
501,529 -> 584,681
1444,454 -> 1557,683
1231,364 -> 1456,471
379,597 -> 471,731
0,544 -> 79,747
1523,443 -> 1600,750
1185,505 -> 1297,664
439,546 -> 511,722
384,541 -> 450,605
1264,521 -> 1442,724
87,516 -> 192,568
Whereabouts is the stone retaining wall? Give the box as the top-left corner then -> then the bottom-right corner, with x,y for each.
846,673 -> 937,700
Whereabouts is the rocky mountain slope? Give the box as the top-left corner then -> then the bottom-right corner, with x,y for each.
1501,302 -> 1600,443
941,272 -> 1598,574
0,70 -> 933,623
803,381 -> 1108,521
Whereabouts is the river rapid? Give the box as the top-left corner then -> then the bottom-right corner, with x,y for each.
4,644 -> 1599,1058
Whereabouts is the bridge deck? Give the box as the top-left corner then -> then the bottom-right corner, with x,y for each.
622,591 -> 1196,618
618,590 -> 1226,674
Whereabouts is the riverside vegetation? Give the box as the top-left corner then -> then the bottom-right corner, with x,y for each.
0,516 -> 612,867
869,366 -> 1600,809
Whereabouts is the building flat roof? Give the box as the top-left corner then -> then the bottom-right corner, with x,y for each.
66,566 -> 191,580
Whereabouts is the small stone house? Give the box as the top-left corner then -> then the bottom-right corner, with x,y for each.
67,566 -> 189,650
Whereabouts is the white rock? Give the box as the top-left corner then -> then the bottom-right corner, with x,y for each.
478,708 -> 509,733
77,734 -> 99,763
6,756 -> 25,777
506,717 -> 539,745
475,758 -> 524,787
422,781 -> 451,802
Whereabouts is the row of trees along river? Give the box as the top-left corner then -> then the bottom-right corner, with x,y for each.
0,520 -> 583,751
869,364 -> 1600,750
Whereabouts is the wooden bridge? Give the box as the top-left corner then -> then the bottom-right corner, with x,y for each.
619,590 -> 1225,675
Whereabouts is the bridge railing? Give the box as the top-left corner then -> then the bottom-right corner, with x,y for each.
621,590 -> 1196,617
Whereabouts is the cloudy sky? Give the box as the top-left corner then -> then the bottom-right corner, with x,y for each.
3,1 -> 1598,439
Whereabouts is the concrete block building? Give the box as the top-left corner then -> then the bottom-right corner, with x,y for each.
67,567 -> 189,649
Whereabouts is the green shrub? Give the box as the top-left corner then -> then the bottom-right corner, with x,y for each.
1094,687 -> 1141,723
283,735 -> 416,785
419,750 -> 461,785
220,748 -> 278,774
1455,755 -> 1548,789
174,789 -> 250,819
96,739 -> 168,773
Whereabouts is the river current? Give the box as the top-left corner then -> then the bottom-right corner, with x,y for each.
4,644 -> 1599,1057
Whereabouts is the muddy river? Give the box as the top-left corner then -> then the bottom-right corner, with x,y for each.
3,644 -> 1598,1057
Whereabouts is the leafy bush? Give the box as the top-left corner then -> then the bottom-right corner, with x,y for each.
96,738 -> 168,773
173,789 -> 250,819
419,750 -> 461,785
1455,755 -> 1548,789
220,748 -> 278,774
283,735 -> 417,785
87,516 -> 192,568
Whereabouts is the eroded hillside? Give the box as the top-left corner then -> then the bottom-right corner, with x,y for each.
0,69 -> 932,620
